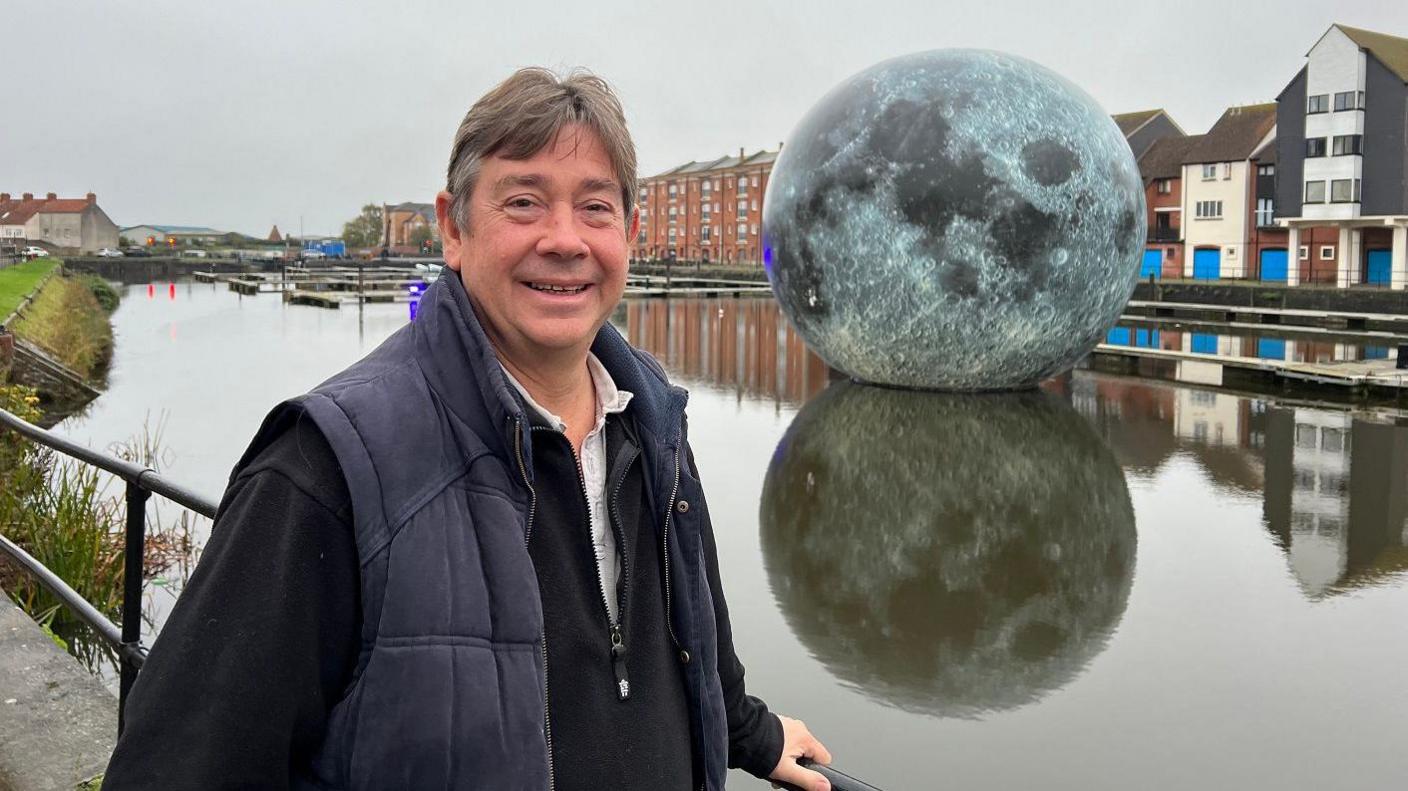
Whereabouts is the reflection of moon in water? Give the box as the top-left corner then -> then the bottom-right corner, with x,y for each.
760,383 -> 1136,717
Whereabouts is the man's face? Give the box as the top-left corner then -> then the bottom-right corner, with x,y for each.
437,124 -> 638,361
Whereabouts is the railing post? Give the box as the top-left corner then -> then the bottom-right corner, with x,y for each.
119,481 -> 151,735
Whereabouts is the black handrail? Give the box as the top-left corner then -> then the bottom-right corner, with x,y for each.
0,404 -> 218,733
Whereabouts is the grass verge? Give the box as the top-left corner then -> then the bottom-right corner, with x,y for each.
9,270 -> 118,380
0,258 -> 60,320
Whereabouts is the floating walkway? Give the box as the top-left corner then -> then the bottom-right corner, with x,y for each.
1091,343 -> 1408,399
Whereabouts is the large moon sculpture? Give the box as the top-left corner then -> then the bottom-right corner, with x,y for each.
763,49 -> 1146,390
759,383 -> 1136,717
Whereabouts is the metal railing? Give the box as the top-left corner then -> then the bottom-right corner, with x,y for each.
0,405 -> 217,733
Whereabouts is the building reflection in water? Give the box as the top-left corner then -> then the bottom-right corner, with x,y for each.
1071,373 -> 1408,598
618,298 -> 831,405
758,382 -> 1136,718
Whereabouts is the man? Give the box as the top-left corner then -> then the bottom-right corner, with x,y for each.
104,68 -> 832,790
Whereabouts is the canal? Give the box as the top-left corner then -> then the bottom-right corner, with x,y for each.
51,277 -> 1408,789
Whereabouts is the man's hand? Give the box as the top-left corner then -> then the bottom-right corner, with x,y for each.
768,715 -> 833,791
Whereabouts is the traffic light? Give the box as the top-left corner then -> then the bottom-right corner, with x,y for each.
167,236 -> 177,248
146,236 -> 155,246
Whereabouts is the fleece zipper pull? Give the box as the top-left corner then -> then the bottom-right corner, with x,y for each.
610,625 -> 630,700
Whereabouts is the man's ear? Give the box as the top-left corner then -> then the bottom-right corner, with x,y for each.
628,205 -> 640,244
435,190 -> 464,271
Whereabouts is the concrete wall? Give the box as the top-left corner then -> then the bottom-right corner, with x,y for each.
1362,55 -> 1408,217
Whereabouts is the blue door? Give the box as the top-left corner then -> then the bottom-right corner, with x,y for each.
1106,327 -> 1131,345
1257,338 -> 1286,360
1141,249 -> 1162,278
1193,248 -> 1221,280
1191,333 -> 1218,354
1135,329 -> 1160,348
1260,248 -> 1288,282
1367,249 -> 1392,286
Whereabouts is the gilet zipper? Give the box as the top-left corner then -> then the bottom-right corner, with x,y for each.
532,424 -> 636,700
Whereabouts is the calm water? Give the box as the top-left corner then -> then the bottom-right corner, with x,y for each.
55,280 -> 1408,789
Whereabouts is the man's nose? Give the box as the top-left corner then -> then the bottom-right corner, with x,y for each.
535,203 -> 590,260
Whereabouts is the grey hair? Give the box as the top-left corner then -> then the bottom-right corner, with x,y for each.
446,67 -> 638,234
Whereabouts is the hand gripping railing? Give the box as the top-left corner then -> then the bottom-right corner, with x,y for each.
0,405 -> 218,733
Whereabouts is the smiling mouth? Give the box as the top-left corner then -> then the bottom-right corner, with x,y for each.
526,282 -> 590,295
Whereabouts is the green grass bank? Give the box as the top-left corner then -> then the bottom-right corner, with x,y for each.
0,258 -> 61,321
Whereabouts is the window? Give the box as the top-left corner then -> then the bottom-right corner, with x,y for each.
1156,179 -> 1172,194
702,202 -> 711,215
751,175 -> 758,187
1320,246 -> 1335,260
1256,198 -> 1274,227
1331,134 -> 1362,156
713,179 -> 720,191
737,199 -> 748,212
1307,94 -> 1329,114
1330,179 -> 1356,203
1201,164 -> 1217,180
1300,245 -> 1309,260
702,226 -> 711,241
1358,90 -> 1366,108
713,202 -> 720,213
668,207 -> 678,223
1221,163 -> 1231,180
750,200 -> 758,211
750,224 -> 758,236
702,181 -> 711,193
1304,180 -> 1326,203
1194,200 -> 1223,219
737,176 -> 748,195
1332,91 -> 1364,111
1258,164 -> 1275,176
1306,138 -> 1327,158
668,183 -> 677,197
737,223 -> 748,237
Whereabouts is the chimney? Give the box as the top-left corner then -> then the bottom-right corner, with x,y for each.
22,193 -> 33,200
46,192 -> 57,200
739,146 -> 745,160
778,141 -> 784,150
86,192 -> 96,204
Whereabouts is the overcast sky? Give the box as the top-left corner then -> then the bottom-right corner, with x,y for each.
7,0 -> 1408,238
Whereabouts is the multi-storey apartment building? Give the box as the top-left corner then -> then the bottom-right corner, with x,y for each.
1275,24 -> 1408,288
1179,104 -> 1278,279
633,147 -> 777,265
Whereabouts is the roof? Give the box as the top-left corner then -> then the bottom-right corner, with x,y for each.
388,202 -> 435,219
38,199 -> 92,214
646,148 -> 780,180
0,198 -> 47,226
1334,24 -> 1408,83
1181,104 -> 1277,165
1251,137 -> 1277,164
1137,135 -> 1204,180
120,225 -> 224,234
1112,109 -> 1163,136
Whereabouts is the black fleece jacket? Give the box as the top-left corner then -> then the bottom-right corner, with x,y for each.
103,412 -> 781,788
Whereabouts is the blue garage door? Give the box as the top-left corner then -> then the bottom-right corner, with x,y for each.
1257,338 -> 1286,360
1141,249 -> 1162,278
1191,333 -> 1218,354
1367,249 -> 1392,286
1260,248 -> 1288,282
1106,327 -> 1131,345
1193,248 -> 1221,280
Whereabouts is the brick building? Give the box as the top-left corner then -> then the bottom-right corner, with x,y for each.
382,201 -> 438,253
633,147 -> 778,266
0,192 -> 119,253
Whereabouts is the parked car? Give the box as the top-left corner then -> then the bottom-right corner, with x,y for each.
256,249 -> 286,262
21,246 -> 49,258
124,247 -> 153,258
179,249 -> 208,259
97,248 -> 125,258
300,250 -> 327,262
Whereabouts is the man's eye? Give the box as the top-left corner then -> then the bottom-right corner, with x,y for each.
507,198 -> 536,209
586,203 -> 612,213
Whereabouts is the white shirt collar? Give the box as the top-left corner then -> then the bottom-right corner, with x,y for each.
500,352 -> 633,432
